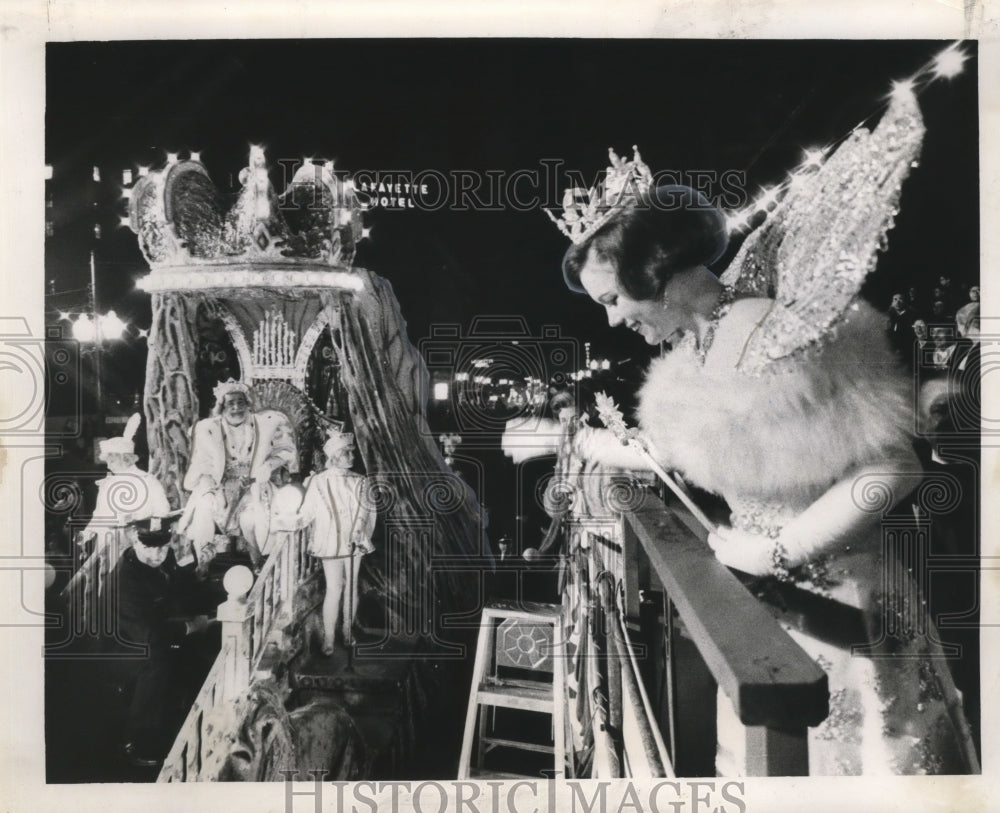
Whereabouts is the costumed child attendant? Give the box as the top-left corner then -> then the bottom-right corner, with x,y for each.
80,413 -> 172,560
295,427 -> 376,656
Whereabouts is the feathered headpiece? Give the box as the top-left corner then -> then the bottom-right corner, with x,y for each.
98,413 -> 142,461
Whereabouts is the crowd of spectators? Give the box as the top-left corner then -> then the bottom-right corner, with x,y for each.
884,274 -> 981,446
886,275 -> 980,374
886,276 -> 981,751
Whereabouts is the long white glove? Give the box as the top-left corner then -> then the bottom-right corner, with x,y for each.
501,418 -> 563,463
707,527 -> 778,576
502,415 -> 660,473
708,457 -> 922,577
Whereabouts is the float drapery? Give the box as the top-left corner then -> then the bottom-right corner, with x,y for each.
326,269 -> 488,620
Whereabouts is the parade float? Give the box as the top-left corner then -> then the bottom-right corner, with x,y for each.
122,145 -> 487,781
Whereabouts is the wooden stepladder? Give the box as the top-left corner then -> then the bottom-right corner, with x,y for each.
458,600 -> 566,779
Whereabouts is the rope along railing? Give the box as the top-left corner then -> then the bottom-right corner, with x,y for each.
562,491 -> 828,777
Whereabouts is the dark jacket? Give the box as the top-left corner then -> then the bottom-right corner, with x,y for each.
105,548 -> 216,655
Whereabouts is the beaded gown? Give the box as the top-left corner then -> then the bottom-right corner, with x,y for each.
637,299 -> 978,774
629,88 -> 979,775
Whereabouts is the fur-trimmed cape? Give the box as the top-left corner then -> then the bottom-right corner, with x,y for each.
636,300 -> 915,508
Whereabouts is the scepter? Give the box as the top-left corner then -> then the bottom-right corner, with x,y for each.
592,392 -> 717,535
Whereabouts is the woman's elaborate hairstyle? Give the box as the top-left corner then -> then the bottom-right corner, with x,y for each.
562,184 -> 729,301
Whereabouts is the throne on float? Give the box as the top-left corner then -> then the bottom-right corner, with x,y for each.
127,143 -> 485,620
129,147 -> 365,552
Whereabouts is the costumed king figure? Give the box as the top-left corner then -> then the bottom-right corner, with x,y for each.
178,379 -> 298,573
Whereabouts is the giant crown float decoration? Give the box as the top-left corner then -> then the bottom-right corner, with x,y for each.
127,145 -> 367,438
124,143 -> 487,637
128,145 -> 367,293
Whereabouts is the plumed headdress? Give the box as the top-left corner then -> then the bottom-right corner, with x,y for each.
98,413 -> 142,462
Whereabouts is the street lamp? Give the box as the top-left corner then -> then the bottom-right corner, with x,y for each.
72,310 -> 127,343
71,309 -> 127,409
68,250 -> 130,410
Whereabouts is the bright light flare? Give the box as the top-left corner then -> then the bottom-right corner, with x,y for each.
889,78 -> 917,102
754,186 -> 781,213
726,211 -> 752,233
101,310 -> 127,339
931,45 -> 967,80
72,314 -> 96,343
801,147 -> 825,168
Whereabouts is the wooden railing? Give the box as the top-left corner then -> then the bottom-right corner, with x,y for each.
158,527 -> 322,782
159,486 -> 828,780
563,490 -> 829,777
156,637 -> 236,782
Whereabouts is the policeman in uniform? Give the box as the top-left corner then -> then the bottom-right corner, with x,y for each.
105,518 -> 221,766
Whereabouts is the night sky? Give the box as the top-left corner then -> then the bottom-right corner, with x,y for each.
44,39 -> 979,409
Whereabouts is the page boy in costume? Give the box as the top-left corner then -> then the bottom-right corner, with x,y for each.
296,428 -> 376,655
79,413 -> 171,558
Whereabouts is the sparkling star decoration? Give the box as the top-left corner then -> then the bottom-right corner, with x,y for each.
58,310 -> 72,321
754,186 -> 781,213
137,328 -> 149,339
889,78 -> 917,103
189,150 -> 201,162
119,215 -> 131,227
931,45 -> 967,80
801,147 -> 825,168
726,210 -> 752,233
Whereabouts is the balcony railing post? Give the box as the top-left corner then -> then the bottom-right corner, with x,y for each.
216,566 -> 254,701
742,725 -> 809,776
586,494 -> 829,778
157,539 -> 327,782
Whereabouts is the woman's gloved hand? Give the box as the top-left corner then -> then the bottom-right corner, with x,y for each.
706,526 -> 779,577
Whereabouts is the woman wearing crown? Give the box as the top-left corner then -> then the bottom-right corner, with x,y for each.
544,88 -> 979,774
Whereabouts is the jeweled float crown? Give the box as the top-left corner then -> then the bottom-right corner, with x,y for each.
128,146 -> 366,292
545,145 -> 653,244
